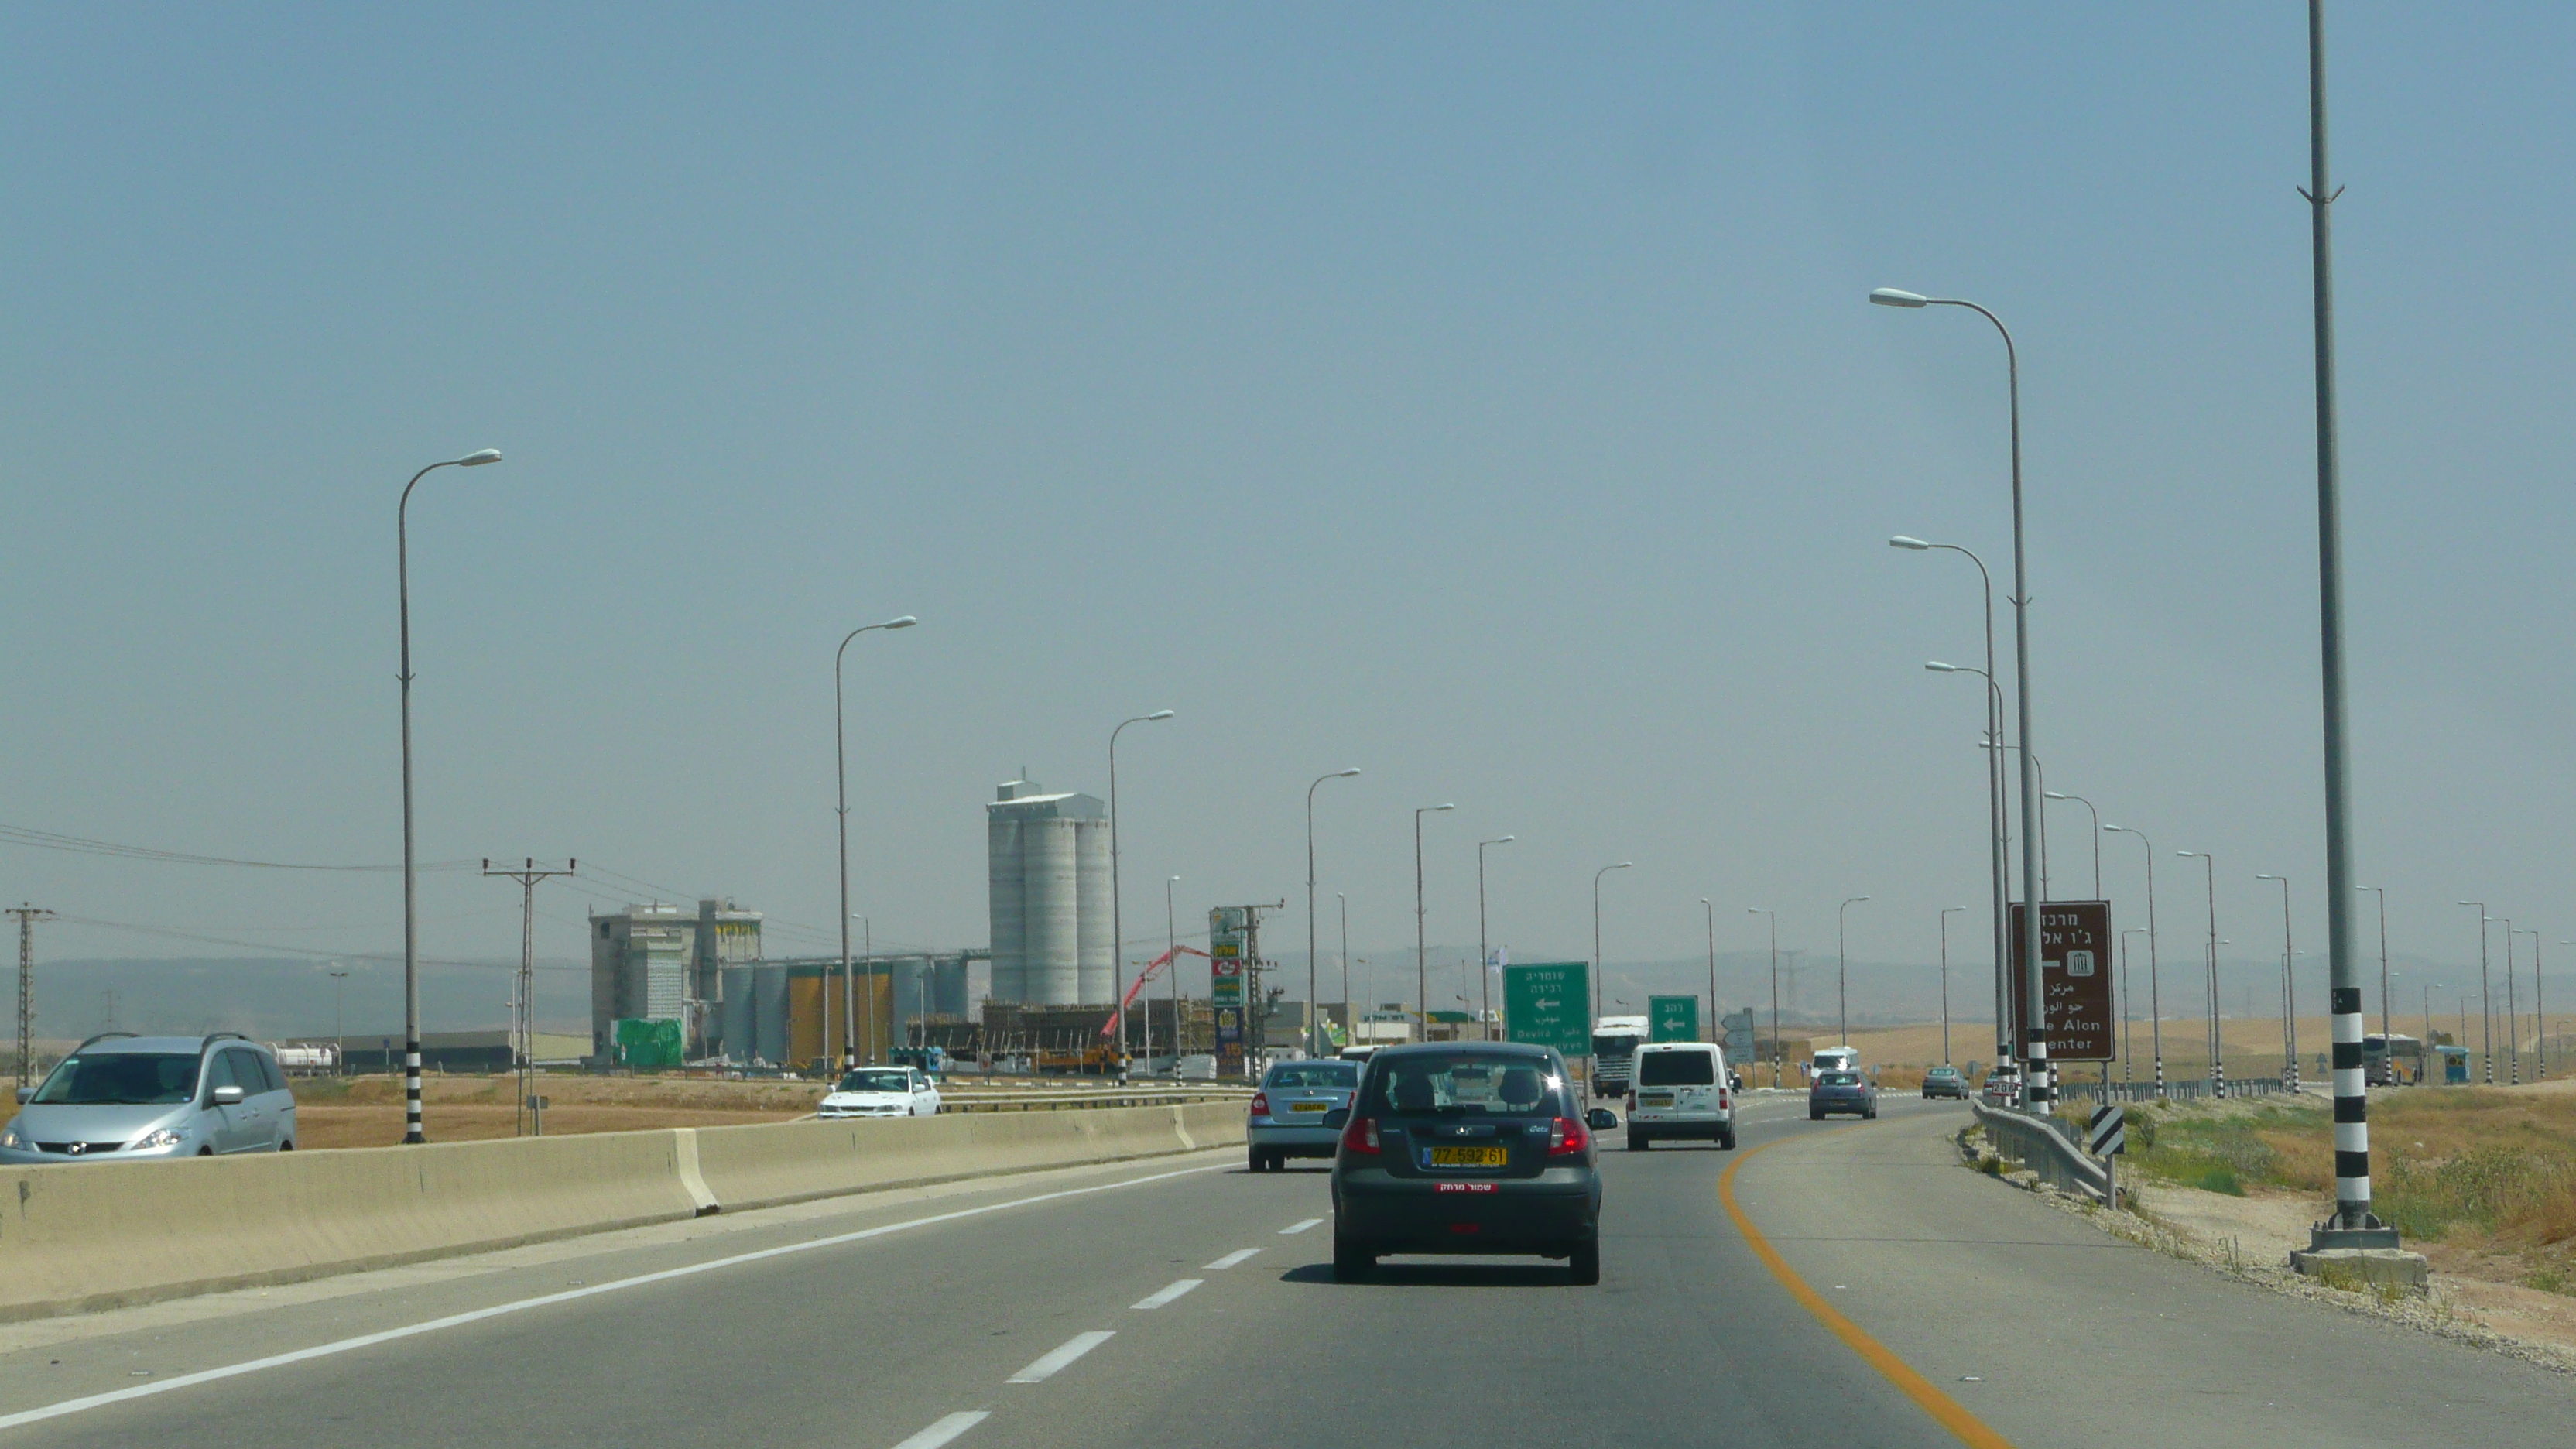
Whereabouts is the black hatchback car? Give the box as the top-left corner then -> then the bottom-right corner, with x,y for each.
1326,1043 -> 1607,1284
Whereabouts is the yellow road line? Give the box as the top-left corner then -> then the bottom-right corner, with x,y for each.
1719,1136 -> 2016,1449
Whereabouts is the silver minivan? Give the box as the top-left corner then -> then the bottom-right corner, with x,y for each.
0,1032 -> 299,1162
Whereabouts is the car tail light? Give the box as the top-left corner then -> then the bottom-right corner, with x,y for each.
1340,1115 -> 1381,1154
1249,1091 -> 1270,1118
1625,1091 -> 1636,1112
1547,1115 -> 1589,1156
1718,1089 -> 1730,1110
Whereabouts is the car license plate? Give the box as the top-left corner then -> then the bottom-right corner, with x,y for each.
1290,1101 -> 1329,1113
1640,1092 -> 1674,1107
1427,1146 -> 1508,1167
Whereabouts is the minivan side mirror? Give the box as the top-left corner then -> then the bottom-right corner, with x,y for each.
12,1086 -> 28,1105
212,1084 -> 245,1105
1584,1108 -> 1618,1131
1320,1108 -> 1350,1131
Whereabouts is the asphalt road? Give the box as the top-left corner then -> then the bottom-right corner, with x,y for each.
2,1094 -> 2568,1447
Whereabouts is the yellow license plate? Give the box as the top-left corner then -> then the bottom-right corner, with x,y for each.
1290,1101 -> 1329,1113
1427,1146 -> 1509,1167
1640,1093 -> 1674,1107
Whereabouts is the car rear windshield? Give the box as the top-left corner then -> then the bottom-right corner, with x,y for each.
1818,1071 -> 1861,1087
1360,1052 -> 1567,1116
837,1070 -> 913,1093
31,1053 -> 201,1105
1636,1051 -> 1718,1087
1266,1063 -> 1358,1089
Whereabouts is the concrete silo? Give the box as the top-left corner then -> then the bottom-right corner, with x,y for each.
987,810 -> 1026,1004
1075,817 -> 1113,1004
986,779 -> 1109,1007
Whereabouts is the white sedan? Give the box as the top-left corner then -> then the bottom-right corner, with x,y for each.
817,1066 -> 942,1119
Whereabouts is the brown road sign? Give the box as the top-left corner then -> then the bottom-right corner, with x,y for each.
2009,900 -> 2115,1061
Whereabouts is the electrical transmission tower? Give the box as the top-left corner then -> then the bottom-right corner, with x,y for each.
483,859 -> 575,1136
9,906 -> 56,1088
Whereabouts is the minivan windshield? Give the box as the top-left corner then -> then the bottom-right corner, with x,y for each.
835,1070 -> 913,1094
1266,1062 -> 1358,1089
1636,1050 -> 1717,1087
31,1053 -> 201,1105
1360,1051 -> 1567,1117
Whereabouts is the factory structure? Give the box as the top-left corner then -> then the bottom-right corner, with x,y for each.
985,779 -> 1116,1005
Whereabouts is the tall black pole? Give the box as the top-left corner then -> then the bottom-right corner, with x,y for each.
2304,0 -> 2375,1231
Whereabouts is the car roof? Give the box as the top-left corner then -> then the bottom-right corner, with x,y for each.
1366,1041 -> 1552,1059
75,1034 -> 246,1055
1636,1041 -> 1717,1051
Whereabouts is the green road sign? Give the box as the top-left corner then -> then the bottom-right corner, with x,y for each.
1504,962 -> 1591,1057
1648,995 -> 1701,1043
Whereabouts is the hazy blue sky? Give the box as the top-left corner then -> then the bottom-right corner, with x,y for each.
4,5 -> 2571,1033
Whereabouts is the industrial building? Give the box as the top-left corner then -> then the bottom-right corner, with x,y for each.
718,954 -> 978,1067
985,779 -> 1113,1005
588,899 -> 763,1060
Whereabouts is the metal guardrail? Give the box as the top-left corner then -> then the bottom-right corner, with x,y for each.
941,1088 -> 1255,1114
2052,1077 -> 2290,1105
1970,1098 -> 2109,1203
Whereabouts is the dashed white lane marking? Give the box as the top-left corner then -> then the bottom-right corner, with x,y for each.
0,1163 -> 1224,1432
1008,1331 -> 1117,1383
1279,1218 -> 1324,1235
1203,1249 -> 1260,1269
890,1411 -> 989,1449
1131,1279 -> 1203,1310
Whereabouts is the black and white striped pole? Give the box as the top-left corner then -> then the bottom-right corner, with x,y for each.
2297,0 -> 2410,1275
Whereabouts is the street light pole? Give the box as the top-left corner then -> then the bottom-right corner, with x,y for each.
1896,538 -> 2007,1094
1109,710 -> 1177,1077
1479,837 -> 1515,1043
2358,886 -> 2390,1046
1702,899 -> 1720,1052
2258,875 -> 2298,1091
1305,769 -> 1360,1058
395,446 -> 502,1144
1872,286 -> 2047,1115
2045,791 -> 2102,899
1166,877 -> 1181,1070
1940,907 -> 1964,1067
2180,851 -> 2225,1097
2119,929 -> 2146,1086
1593,862 -> 1633,1067
328,968 -> 349,1074
2503,922 -> 2520,1084
1415,804 -> 1455,1038
1749,908 -> 1779,1088
835,615 -> 916,1071
1836,896 -> 1870,1048
1337,892 -> 1349,1044
2105,825 -> 2165,1097
2458,903 -> 2492,1083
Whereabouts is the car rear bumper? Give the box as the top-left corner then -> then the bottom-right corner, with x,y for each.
1247,1122 -> 1341,1154
1333,1170 -> 1599,1253
1629,1112 -> 1733,1136
1810,1098 -> 1872,1115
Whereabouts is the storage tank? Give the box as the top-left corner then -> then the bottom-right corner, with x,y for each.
752,964 -> 790,1067
1075,817 -> 1113,1004
719,966 -> 755,1064
932,954 -> 968,1017
1025,817 -> 1080,1004
987,810 -> 1026,1003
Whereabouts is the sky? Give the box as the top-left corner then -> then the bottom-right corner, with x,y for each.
3,4 -> 2571,1037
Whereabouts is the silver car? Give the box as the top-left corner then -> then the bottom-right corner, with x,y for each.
1247,1057 -> 1361,1171
0,1032 -> 299,1163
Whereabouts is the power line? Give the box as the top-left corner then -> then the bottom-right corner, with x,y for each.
0,821 -> 477,872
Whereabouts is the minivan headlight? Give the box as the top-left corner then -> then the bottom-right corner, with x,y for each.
0,1123 -> 21,1149
131,1127 -> 189,1151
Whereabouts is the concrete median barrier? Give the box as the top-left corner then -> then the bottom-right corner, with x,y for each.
0,1101 -> 1247,1322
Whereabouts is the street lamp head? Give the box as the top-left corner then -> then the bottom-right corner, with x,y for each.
878,615 -> 919,630
1889,535 -> 1932,550
1924,660 -> 1958,673
1615,861 -> 1633,869
2044,790 -> 2068,800
2104,823 -> 2128,832
2257,873 -> 2280,882
456,448 -> 503,466
1145,709 -> 1174,721
1869,288 -> 1930,308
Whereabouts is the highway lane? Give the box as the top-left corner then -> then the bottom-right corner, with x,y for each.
5,1093 -> 2571,1447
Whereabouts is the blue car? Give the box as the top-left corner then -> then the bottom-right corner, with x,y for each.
1808,1068 -> 1877,1120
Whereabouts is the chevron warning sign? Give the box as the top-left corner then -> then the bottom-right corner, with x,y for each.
2088,1102 -> 2126,1156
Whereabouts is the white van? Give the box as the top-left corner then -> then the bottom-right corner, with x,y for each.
1625,1042 -> 1735,1151
1810,1046 -> 1859,1080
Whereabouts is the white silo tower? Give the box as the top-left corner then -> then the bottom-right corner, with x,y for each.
1075,816 -> 1113,1004
986,780 -> 1109,1006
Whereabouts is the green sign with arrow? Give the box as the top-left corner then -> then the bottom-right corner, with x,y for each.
1648,995 -> 1701,1043
1504,962 -> 1591,1056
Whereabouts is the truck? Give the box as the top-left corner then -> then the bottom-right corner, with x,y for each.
1591,1015 -> 1649,1098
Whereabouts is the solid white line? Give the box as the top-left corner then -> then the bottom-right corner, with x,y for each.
1203,1249 -> 1259,1269
0,1163 -> 1224,1432
1007,1330 -> 1116,1383
1130,1278 -> 1202,1310
890,1412 -> 989,1449
1279,1218 -> 1323,1235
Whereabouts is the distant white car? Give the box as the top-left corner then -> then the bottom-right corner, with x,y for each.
817,1067 -> 941,1119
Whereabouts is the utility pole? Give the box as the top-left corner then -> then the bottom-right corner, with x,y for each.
1940,907 -> 1964,1067
483,859 -> 575,1136
9,906 -> 56,1089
